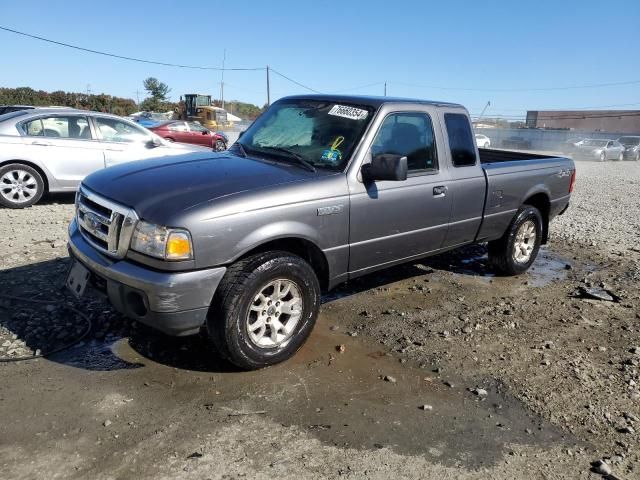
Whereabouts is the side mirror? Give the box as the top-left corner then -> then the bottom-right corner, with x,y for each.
361,154 -> 408,182
146,137 -> 164,148
202,130 -> 209,135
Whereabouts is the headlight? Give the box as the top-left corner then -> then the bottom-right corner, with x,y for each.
130,221 -> 193,261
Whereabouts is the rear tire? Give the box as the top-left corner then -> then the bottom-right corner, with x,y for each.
208,251 -> 321,370
488,206 -> 543,276
0,163 -> 45,208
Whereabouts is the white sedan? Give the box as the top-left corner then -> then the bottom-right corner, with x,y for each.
0,108 -> 209,208
475,133 -> 491,148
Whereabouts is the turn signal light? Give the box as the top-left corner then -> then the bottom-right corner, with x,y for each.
166,232 -> 192,260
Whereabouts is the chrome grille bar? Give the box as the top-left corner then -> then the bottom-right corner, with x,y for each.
76,185 -> 138,259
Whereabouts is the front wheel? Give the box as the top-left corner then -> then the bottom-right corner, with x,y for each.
599,151 -> 606,162
208,251 -> 321,370
488,206 -> 543,276
618,152 -> 624,161
0,163 -> 45,208
214,139 -> 226,151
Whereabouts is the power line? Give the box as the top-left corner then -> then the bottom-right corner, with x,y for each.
269,67 -> 321,93
391,79 -> 640,93
0,25 -> 264,71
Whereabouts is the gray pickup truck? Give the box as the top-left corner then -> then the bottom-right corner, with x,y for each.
67,95 -> 575,369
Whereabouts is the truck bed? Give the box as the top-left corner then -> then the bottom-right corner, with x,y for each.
479,148 -> 557,163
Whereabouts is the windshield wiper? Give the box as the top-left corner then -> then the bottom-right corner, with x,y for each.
260,146 -> 317,173
234,142 -> 248,157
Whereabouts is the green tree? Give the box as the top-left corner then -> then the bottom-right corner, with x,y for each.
140,77 -> 172,112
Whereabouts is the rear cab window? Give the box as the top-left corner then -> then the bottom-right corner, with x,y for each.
444,113 -> 477,167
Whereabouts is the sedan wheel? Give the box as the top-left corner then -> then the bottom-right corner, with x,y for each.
214,139 -> 226,151
599,152 -> 606,162
0,164 -> 45,208
619,152 -> 624,161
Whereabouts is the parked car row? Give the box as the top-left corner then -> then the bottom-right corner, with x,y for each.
566,136 -> 640,161
0,108 -> 210,208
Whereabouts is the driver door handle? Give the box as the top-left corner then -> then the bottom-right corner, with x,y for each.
433,185 -> 447,197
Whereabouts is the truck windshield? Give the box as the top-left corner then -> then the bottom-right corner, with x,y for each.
238,99 -> 374,171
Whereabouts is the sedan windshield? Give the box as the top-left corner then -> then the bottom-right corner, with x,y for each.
582,139 -> 607,147
617,137 -> 640,146
238,99 -> 374,171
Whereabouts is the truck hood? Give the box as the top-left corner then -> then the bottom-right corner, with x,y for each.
82,151 -> 318,222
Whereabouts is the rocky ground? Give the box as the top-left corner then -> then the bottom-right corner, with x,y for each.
0,159 -> 639,479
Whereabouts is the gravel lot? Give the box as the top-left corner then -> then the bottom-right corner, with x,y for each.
0,159 -> 639,479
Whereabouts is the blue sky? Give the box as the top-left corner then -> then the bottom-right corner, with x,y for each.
1,0 -> 639,118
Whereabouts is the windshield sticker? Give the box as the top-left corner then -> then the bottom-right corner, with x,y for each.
321,135 -> 345,165
328,105 -> 368,121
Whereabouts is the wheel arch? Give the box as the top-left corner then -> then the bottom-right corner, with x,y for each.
0,159 -> 50,193
234,236 -> 331,292
522,191 -> 550,244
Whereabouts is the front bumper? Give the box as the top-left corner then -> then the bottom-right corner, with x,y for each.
68,219 -> 226,336
623,150 -> 639,160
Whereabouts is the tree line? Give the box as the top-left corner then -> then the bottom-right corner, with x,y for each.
1,79 -> 265,120
0,87 -> 139,116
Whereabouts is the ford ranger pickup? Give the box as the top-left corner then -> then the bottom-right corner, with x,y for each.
66,95 -> 575,369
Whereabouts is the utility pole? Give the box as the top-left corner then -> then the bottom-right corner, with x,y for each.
266,65 -> 271,106
384,82 -> 387,96
86,84 -> 91,97
134,90 -> 141,105
220,48 -> 226,109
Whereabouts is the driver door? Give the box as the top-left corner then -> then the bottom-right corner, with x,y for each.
348,109 -> 452,275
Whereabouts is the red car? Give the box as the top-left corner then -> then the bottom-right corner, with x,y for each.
149,121 -> 228,151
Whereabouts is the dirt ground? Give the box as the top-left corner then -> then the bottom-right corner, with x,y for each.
1,160 -> 639,479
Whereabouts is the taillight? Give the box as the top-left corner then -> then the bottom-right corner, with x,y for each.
569,169 -> 576,193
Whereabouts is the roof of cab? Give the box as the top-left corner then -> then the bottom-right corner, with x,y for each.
279,94 -> 464,110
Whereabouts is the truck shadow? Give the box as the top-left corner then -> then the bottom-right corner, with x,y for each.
0,243 -> 565,373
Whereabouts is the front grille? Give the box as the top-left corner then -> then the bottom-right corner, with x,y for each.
76,186 -> 138,259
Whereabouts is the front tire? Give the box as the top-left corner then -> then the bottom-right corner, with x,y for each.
214,139 -> 226,151
208,251 -> 321,370
0,163 -> 45,208
488,206 -> 543,276
599,151 -> 606,162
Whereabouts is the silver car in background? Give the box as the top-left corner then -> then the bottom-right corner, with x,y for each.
617,136 -> 640,161
0,108 -> 208,208
572,138 -> 624,162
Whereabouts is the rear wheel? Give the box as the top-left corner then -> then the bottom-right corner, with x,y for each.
0,163 -> 45,208
488,206 -> 543,276
207,251 -> 321,370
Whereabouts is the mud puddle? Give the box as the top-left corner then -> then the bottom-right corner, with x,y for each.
86,315 -> 581,470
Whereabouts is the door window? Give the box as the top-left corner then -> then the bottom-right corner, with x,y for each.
168,122 -> 188,132
444,113 -> 477,167
38,116 -> 92,139
22,118 -> 44,136
188,122 -> 208,132
371,113 -> 437,172
95,117 -> 150,143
